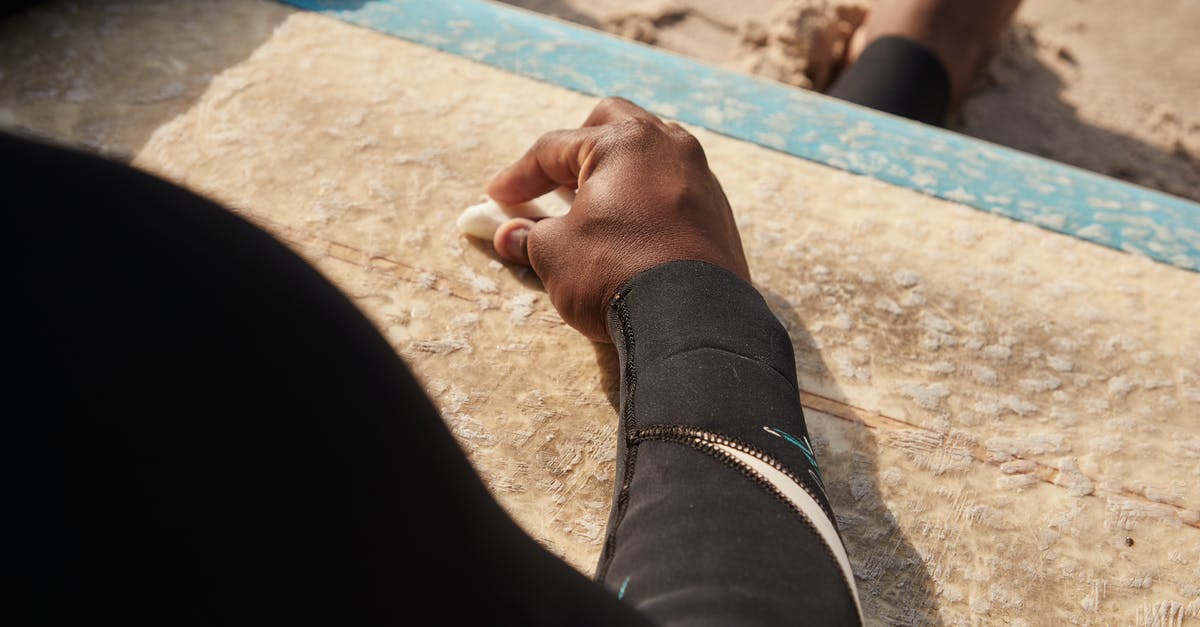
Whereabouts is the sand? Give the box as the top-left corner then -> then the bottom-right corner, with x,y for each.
500,0 -> 1200,204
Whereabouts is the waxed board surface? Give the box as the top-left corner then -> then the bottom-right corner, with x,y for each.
1,3 -> 1198,625
283,0 -> 1200,274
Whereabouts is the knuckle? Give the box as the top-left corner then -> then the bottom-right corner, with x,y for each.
594,96 -> 655,123
597,96 -> 638,115
596,96 -> 632,111
674,129 -> 705,158
589,97 -> 624,123
532,129 -> 565,151
525,217 -> 561,270
612,117 -> 660,145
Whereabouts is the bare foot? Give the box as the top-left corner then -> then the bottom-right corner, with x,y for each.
843,0 -> 1023,110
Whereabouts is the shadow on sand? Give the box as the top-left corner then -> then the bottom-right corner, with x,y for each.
952,22 -> 1199,203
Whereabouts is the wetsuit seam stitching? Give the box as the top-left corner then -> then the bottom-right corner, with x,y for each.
651,345 -> 799,394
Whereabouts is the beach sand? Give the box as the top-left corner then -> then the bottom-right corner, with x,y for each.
501,0 -> 1200,203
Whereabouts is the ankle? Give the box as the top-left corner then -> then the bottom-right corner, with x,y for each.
846,0 -> 1022,109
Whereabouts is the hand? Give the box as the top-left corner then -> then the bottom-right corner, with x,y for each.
487,97 -> 751,343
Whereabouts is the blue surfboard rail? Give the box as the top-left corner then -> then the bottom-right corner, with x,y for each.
281,0 -> 1200,273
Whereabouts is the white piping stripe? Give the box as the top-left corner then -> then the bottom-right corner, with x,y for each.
706,440 -> 864,622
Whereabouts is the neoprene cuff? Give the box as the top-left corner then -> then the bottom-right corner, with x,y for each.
602,259 -> 833,519
605,260 -> 798,393
596,260 -> 861,624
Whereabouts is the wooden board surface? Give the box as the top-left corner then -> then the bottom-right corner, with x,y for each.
1,2 -> 1197,625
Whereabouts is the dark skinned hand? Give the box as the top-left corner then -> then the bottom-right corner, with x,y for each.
487,97 -> 751,343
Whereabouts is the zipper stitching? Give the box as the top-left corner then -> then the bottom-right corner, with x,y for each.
596,291 -> 639,582
632,424 -> 836,522
629,425 -> 859,611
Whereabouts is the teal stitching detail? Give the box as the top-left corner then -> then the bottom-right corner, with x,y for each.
763,426 -> 821,476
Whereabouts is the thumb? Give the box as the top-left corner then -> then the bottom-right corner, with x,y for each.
492,217 -> 537,266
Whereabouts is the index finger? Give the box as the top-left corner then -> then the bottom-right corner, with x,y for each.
486,127 -> 600,205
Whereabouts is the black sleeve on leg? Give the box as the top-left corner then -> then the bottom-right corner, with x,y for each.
597,260 -> 862,626
827,35 -> 951,127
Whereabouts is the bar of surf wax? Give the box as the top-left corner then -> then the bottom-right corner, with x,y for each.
456,189 -> 573,240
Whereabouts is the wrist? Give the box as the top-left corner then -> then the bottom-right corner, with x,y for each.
606,261 -> 794,386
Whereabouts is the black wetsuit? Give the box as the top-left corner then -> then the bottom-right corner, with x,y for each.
4,130 -> 861,625
829,35 -> 953,126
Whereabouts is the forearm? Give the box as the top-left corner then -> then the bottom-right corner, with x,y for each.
597,260 -> 862,626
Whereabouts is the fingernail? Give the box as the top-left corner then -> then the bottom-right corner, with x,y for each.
505,227 -> 530,263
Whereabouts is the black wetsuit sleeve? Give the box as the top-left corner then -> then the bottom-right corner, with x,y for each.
596,260 -> 863,626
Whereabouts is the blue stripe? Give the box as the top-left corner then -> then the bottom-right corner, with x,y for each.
280,0 -> 1200,272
